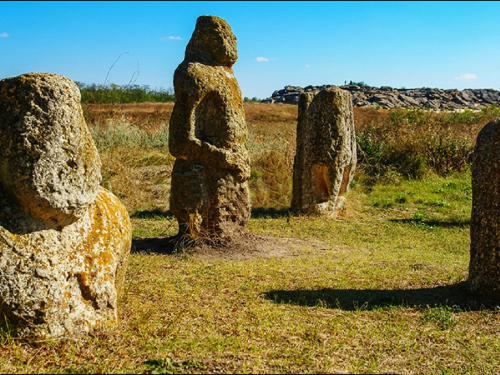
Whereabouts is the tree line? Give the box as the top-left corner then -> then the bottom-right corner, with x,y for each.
75,82 -> 176,104
75,81 -> 265,104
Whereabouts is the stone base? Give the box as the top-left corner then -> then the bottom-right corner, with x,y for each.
0,187 -> 131,339
170,159 -> 251,243
313,196 -> 347,219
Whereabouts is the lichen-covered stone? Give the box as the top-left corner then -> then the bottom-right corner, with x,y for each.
169,16 -> 251,242
291,87 -> 357,218
0,73 -> 131,339
468,118 -> 500,297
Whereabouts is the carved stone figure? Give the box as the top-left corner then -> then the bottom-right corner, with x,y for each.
169,15 -> 251,243
0,72 -> 131,339
469,118 -> 500,297
291,87 -> 357,218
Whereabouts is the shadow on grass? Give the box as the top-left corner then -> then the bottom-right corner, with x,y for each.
251,207 -> 291,219
390,218 -> 470,228
264,282 -> 498,311
130,209 -> 174,219
132,236 -> 182,255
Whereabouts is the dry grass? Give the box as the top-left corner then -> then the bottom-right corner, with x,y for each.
355,106 -> 500,180
245,103 -> 297,209
1,102 -> 499,374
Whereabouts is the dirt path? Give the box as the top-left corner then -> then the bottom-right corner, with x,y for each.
132,233 -> 330,261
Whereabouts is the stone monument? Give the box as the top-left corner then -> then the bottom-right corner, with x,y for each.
291,87 -> 357,218
169,15 -> 251,243
469,118 -> 500,297
0,72 -> 132,339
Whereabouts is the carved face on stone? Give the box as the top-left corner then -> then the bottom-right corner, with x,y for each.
185,15 -> 238,67
0,73 -> 102,227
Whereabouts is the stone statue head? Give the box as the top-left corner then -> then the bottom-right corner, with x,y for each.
0,72 -> 102,228
185,15 -> 238,67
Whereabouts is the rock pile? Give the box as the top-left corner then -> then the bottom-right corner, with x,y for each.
0,73 -> 132,339
291,87 -> 356,218
264,85 -> 500,111
169,15 -> 251,244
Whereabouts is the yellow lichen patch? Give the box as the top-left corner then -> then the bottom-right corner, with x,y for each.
61,290 -> 72,309
71,187 -> 131,307
0,72 -> 131,339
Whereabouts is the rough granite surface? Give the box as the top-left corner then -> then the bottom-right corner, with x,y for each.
469,118 -> 500,297
0,72 -> 131,339
169,15 -> 251,242
291,87 -> 357,218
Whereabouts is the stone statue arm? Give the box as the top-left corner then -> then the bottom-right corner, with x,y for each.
169,77 -> 250,182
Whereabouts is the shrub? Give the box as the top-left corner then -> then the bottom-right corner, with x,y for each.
77,82 -> 175,104
354,105 -> 500,180
349,80 -> 368,87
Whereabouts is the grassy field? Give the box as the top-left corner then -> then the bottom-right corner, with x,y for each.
1,102 -> 500,373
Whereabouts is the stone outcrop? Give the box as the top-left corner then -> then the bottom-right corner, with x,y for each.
468,118 -> 500,297
263,85 -> 500,111
0,72 -> 132,339
169,16 -> 251,243
291,87 -> 357,218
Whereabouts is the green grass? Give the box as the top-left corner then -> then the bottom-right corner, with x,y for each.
1,103 -> 497,373
2,169 -> 498,374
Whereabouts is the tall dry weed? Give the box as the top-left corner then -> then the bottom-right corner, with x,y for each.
84,102 -> 500,214
244,103 -> 298,209
355,105 -> 500,181
88,110 -> 174,213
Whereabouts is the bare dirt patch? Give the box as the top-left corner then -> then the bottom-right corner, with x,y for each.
132,232 -> 329,261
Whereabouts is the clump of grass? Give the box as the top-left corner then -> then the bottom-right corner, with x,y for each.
356,105 -> 500,181
422,305 -> 459,330
90,117 -> 170,151
247,132 -> 295,210
88,113 -> 174,214
245,103 -> 298,209
83,102 -> 174,132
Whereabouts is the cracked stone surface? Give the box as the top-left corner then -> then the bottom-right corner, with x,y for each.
291,87 -> 357,218
469,118 -> 500,297
0,72 -> 131,339
169,16 -> 251,243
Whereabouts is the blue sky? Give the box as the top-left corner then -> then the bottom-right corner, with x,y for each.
1,1 -> 500,99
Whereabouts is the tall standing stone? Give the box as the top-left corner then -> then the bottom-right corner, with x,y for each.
0,72 -> 132,339
169,15 -> 251,243
469,118 -> 500,297
291,87 -> 357,218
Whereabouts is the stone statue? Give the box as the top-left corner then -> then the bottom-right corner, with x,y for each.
291,87 -> 357,218
169,15 -> 251,244
469,118 -> 500,297
0,72 -> 132,339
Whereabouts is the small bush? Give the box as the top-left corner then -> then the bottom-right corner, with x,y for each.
83,102 -> 499,213
78,82 -> 175,104
355,105 -> 500,180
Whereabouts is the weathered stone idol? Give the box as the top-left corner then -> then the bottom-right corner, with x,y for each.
469,118 -> 500,297
169,15 -> 251,242
0,72 -> 132,339
291,87 -> 357,218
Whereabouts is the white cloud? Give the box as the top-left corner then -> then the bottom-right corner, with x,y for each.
256,57 -> 269,62
160,36 -> 182,41
305,64 -> 310,68
0,32 -> 9,38
455,73 -> 478,80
